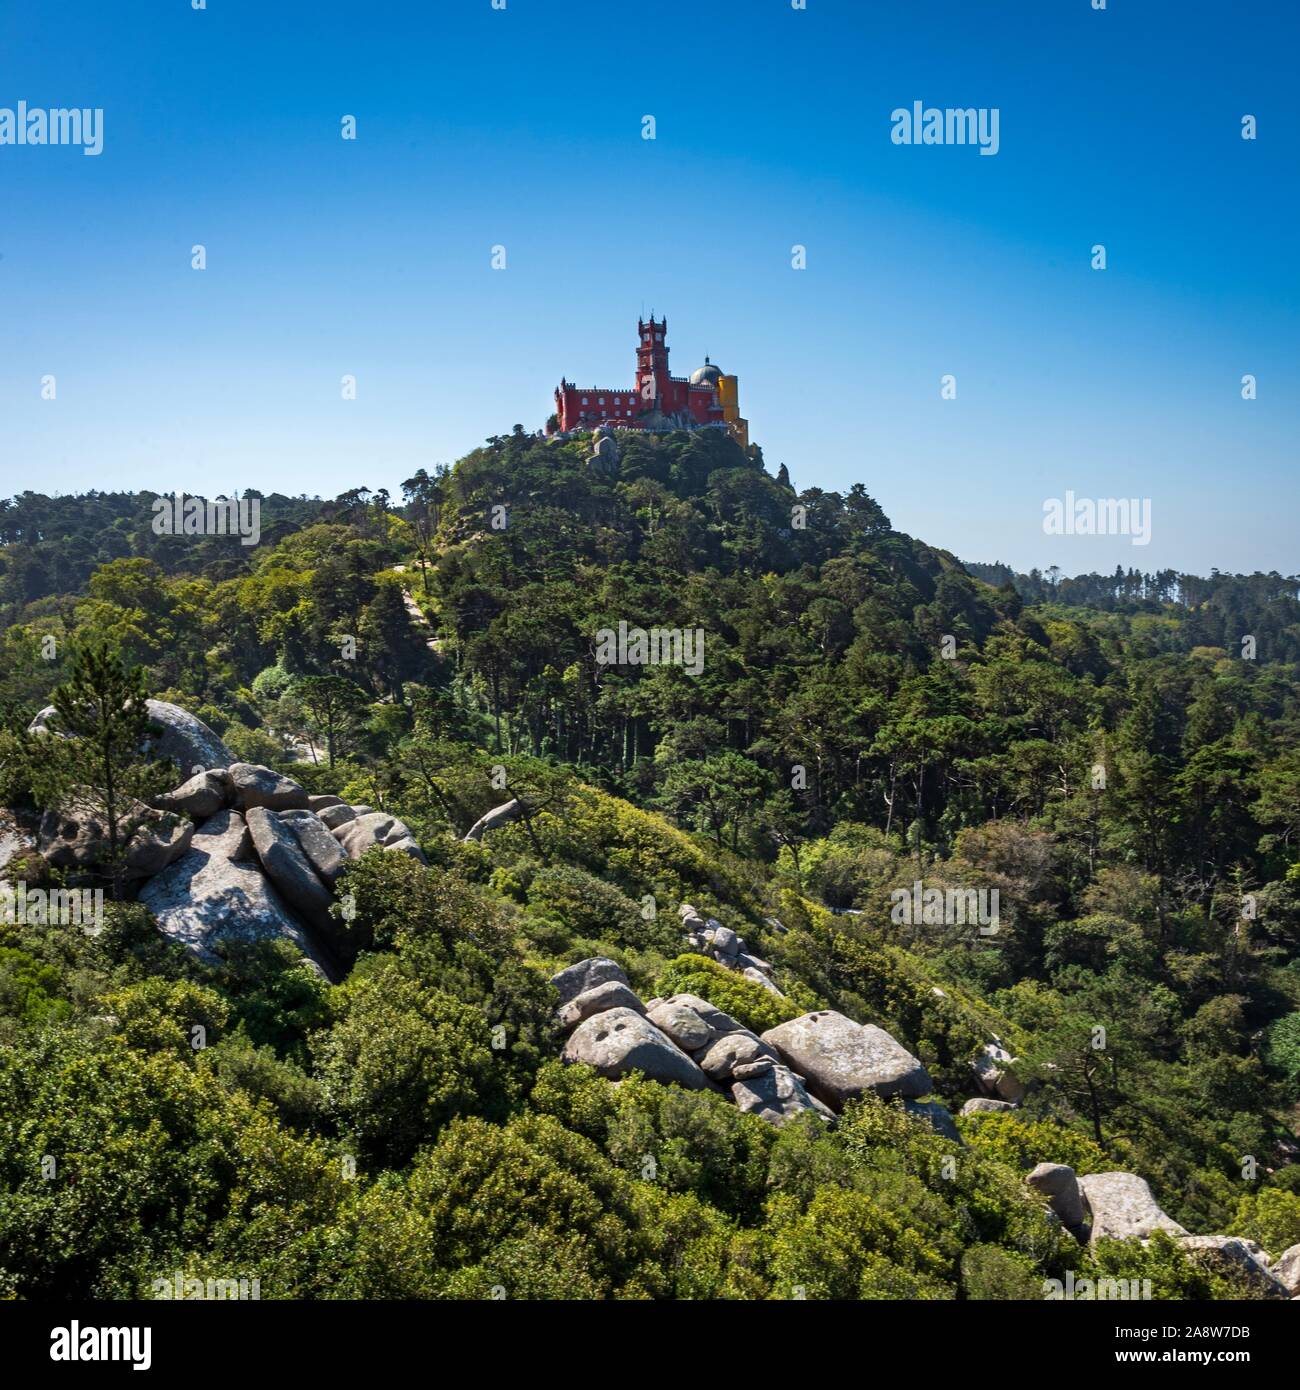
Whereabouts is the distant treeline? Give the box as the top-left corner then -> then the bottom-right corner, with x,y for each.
0,488 -> 393,617
967,561 -> 1300,662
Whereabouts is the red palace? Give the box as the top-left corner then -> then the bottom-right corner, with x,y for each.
550,316 -> 748,447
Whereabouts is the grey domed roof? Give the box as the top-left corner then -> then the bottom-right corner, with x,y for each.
689,357 -> 722,387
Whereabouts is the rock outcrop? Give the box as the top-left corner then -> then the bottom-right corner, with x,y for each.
228,763 -> 311,813
1178,1235 -> 1291,1298
1270,1242 -> 1300,1296
972,1039 -> 1024,1104
245,807 -> 335,934
557,980 -> 644,1030
551,957 -> 630,1007
563,1007 -> 710,1089
38,799 -> 194,880
18,700 -> 428,976
732,1063 -> 822,1127
678,903 -> 784,996
1025,1162 -> 1087,1233
138,810 -> 337,979
1077,1172 -> 1188,1244
960,1097 -> 1016,1116
761,1010 -> 932,1110
550,963 -> 943,1134
27,699 -> 234,775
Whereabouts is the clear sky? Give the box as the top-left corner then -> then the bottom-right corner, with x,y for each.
1,0 -> 1296,575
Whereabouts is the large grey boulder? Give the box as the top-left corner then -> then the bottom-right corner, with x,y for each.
138,810 -> 335,978
655,993 -> 747,1039
973,1040 -> 1025,1103
557,980 -> 644,1031
38,798 -> 194,880
333,810 -> 424,862
697,1030 -> 777,1081
143,700 -> 234,773
743,966 -> 784,996
1179,1236 -> 1291,1298
151,769 -> 231,820
562,1008 -> 708,1089
276,809 -> 348,886
382,835 -> 427,861
1025,1162 -> 1086,1229
307,794 -> 346,813
1270,1243 -> 1300,1296
1077,1172 -> 1188,1244
316,803 -> 357,831
550,957 -> 629,1008
245,806 -> 334,933
761,1010 -> 932,1110
462,798 -> 523,842
228,763 -> 310,812
731,1063 -> 824,1127
646,998 -> 716,1053
960,1097 -> 1017,1115
27,699 -> 234,775
904,1099 -> 962,1144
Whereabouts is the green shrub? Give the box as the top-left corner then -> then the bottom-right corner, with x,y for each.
958,1111 -> 1109,1175
654,953 -> 801,1034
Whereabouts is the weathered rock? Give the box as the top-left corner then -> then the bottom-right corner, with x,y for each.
0,810 -> 38,881
732,1058 -> 775,1081
245,806 -> 334,933
1179,1236 -> 1290,1297
743,966 -> 784,996
710,925 -> 740,961
142,699 -> 235,773
550,957 -> 630,1008
138,810 -> 335,978
317,803 -> 357,830
960,1097 -> 1016,1115
228,763 -> 310,812
1077,1172 -> 1187,1244
151,769 -> 231,819
761,1011 -> 932,1110
647,999 -> 716,1053
973,1040 -> 1025,1103
904,1099 -> 962,1144
27,699 -> 234,775
696,1030 -> 776,1081
558,980 -> 644,1031
333,810 -> 419,859
38,799 -> 194,880
462,798 -> 523,842
382,834 -> 428,862
656,993 -> 747,1039
731,1063 -> 824,1127
307,794 -> 347,813
736,951 -> 772,974
1270,1243 -> 1300,1296
1025,1162 -> 1086,1229
277,809 -> 349,885
562,1008 -> 708,1089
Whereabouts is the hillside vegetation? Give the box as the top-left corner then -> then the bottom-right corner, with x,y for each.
1,427 -> 1299,1300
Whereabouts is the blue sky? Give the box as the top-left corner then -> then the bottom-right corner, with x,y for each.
1,0 -> 1296,575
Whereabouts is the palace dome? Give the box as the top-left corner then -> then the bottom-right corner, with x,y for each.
689,357 -> 722,387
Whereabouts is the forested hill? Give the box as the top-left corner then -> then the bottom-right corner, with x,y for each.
1,424 -> 1299,1300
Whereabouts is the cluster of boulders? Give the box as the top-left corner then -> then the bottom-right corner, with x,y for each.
1017,1163 -> 1300,1294
679,903 -> 784,997
553,955 -> 953,1132
21,699 -> 423,979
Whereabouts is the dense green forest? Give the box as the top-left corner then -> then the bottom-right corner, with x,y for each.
1,426 -> 1299,1300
